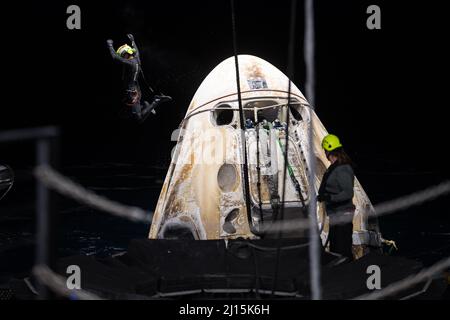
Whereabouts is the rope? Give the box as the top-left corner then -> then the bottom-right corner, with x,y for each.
230,0 -> 260,236
272,0 -> 298,297
139,69 -> 156,94
34,165 -> 152,223
134,37 -> 156,95
370,180 -> 450,217
279,0 -> 297,230
32,152 -> 449,235
353,256 -> 450,300
30,136 -> 449,244
32,265 -> 103,300
322,180 -> 450,228
255,123 -> 264,224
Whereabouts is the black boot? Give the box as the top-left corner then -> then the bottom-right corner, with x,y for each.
139,96 -> 172,123
137,101 -> 156,123
153,94 -> 172,104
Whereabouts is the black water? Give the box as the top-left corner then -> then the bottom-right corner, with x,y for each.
0,163 -> 161,279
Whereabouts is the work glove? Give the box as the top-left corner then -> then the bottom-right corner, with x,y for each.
127,34 -> 134,41
317,193 -> 331,202
106,39 -> 114,46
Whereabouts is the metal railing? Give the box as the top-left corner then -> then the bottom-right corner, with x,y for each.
0,126 -> 59,299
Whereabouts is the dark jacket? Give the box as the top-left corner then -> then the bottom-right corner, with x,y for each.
107,40 -> 141,90
318,163 -> 355,215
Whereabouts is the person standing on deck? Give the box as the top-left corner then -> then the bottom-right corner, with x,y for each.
317,134 -> 356,261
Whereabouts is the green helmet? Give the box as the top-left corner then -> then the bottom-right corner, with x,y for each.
116,44 -> 136,57
322,134 -> 342,151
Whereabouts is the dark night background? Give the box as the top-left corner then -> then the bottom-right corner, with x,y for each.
1,0 -> 449,280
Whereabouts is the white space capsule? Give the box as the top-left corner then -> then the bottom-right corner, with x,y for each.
149,55 -> 381,255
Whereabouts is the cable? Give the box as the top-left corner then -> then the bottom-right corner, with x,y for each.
272,0 -> 297,297
230,0 -> 261,236
139,69 -> 156,95
255,122 -> 264,224
34,165 -> 152,223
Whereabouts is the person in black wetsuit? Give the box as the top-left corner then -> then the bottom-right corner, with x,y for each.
317,134 -> 356,262
106,34 -> 171,122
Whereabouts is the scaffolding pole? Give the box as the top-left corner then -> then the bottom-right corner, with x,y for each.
304,0 -> 322,300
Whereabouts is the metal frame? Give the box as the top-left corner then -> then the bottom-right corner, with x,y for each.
0,126 -> 60,299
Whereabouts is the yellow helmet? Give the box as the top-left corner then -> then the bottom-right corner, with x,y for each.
321,134 -> 343,151
116,44 -> 136,57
